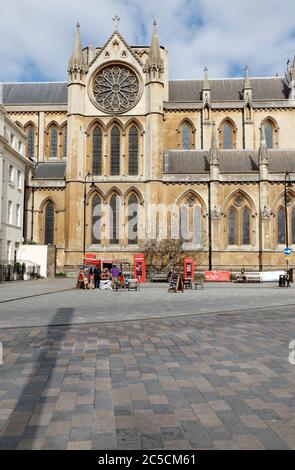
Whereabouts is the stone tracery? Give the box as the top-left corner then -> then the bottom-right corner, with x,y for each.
93,65 -> 140,113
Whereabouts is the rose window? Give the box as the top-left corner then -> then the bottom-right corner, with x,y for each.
92,65 -> 140,113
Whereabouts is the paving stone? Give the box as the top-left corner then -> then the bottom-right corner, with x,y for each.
140,433 -> 164,449
92,432 -> 116,450
0,287 -> 295,450
160,426 -> 184,441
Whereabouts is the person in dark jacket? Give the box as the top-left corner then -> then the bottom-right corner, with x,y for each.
167,267 -> 174,284
94,266 -> 101,290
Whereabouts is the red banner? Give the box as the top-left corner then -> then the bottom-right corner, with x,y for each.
204,271 -> 231,282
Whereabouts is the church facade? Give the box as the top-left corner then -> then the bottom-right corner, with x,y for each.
2,19 -> 295,273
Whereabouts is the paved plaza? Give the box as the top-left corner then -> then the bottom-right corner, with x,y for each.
0,280 -> 294,449
1,279 -> 295,328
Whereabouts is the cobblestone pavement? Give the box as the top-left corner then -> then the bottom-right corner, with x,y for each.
0,306 -> 294,450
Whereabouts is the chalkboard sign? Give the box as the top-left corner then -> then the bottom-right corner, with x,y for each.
168,273 -> 184,293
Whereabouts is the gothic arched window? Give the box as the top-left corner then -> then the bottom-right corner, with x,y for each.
27,126 -> 35,159
45,202 -> 54,245
277,207 -> 285,244
50,125 -> 58,159
92,126 -> 102,176
228,207 -> 237,245
182,124 -> 191,150
128,194 -> 138,244
62,125 -> 67,159
128,126 -> 138,175
110,194 -> 119,244
220,121 -> 234,149
264,121 -> 274,149
292,208 -> 295,245
179,198 -> 202,245
180,205 -> 190,241
92,195 -> 101,244
110,126 -> 120,176
193,206 -> 201,245
242,207 -> 251,245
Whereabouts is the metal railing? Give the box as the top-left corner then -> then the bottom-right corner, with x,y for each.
0,260 -> 41,282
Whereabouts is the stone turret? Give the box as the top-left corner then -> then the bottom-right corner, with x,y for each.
209,122 -> 220,167
68,23 -> 88,82
202,66 -> 211,103
209,122 -> 220,182
243,65 -> 252,101
144,20 -> 164,81
258,125 -> 269,167
286,56 -> 295,100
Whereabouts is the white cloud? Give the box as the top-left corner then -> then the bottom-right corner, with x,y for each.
1,0 -> 295,81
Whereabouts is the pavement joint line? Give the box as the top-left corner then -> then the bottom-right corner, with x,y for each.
0,301 -> 294,331
0,287 -> 75,304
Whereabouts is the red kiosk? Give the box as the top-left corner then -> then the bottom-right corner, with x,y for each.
134,253 -> 146,283
184,256 -> 195,282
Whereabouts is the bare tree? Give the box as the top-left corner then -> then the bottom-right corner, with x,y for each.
139,239 -> 196,273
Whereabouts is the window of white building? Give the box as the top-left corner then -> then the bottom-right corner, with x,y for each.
9,165 -> 14,184
17,170 -> 22,189
8,201 -> 13,224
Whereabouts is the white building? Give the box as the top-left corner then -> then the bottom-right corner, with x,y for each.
0,103 -> 28,263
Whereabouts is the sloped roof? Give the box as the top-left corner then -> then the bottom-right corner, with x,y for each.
168,77 -> 289,102
34,162 -> 66,179
164,149 -> 295,174
1,82 -> 68,105
1,75 -> 290,106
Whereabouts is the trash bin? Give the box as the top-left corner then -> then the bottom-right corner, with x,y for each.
289,268 -> 294,283
279,275 -> 286,287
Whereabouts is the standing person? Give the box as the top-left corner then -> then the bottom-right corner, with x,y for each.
89,266 -> 95,289
286,268 -> 291,288
167,267 -> 174,284
111,264 -> 120,281
94,265 -> 101,290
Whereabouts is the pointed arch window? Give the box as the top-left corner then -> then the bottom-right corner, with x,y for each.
92,126 -> 102,175
182,124 -> 191,150
128,126 -> 138,175
193,206 -> 201,245
110,126 -> 120,176
220,121 -> 234,149
50,125 -> 58,159
180,205 -> 190,241
228,207 -> 237,245
27,126 -> 35,159
179,198 -> 202,245
292,208 -> 295,245
110,194 -> 119,244
45,202 -> 54,245
63,125 -> 67,159
128,194 -> 138,244
277,207 -> 285,244
242,207 -> 251,245
264,121 -> 274,149
92,195 -> 101,244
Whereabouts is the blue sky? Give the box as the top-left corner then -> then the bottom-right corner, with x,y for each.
1,0 -> 295,82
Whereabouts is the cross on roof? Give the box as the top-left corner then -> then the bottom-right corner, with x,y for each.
113,15 -> 120,32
